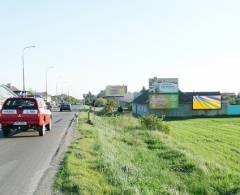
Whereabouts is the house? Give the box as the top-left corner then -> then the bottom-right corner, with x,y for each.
221,92 -> 236,97
132,90 -> 149,116
132,90 -> 229,118
0,85 -> 17,109
118,92 -> 134,108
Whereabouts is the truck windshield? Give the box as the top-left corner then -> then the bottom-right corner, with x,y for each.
2,99 -> 37,109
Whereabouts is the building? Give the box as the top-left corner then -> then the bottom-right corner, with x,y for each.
118,92 -> 134,108
221,92 -> 236,97
132,77 -> 240,117
132,90 -> 233,118
0,85 -> 17,109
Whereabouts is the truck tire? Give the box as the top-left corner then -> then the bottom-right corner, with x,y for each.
46,120 -> 52,131
39,123 -> 46,136
2,126 -> 11,137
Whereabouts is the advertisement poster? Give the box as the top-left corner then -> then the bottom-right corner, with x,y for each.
149,78 -> 178,93
193,96 -> 222,110
149,94 -> 179,109
105,86 -> 127,97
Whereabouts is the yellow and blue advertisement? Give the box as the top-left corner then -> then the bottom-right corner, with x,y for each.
193,96 -> 221,110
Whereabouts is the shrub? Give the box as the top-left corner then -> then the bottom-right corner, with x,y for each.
127,104 -> 132,111
117,106 -> 123,113
140,115 -> 170,133
103,99 -> 118,114
94,98 -> 107,107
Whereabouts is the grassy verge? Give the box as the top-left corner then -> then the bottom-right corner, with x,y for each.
54,113 -> 240,195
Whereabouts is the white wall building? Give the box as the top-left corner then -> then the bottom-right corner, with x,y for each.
0,85 -> 17,109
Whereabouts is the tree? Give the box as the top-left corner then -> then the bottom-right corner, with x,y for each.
104,99 -> 118,113
141,86 -> 147,93
28,88 -> 34,96
84,92 -> 95,105
94,98 -> 107,107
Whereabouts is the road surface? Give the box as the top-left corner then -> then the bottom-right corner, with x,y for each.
0,106 -> 80,195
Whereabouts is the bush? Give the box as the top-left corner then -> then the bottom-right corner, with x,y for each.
117,106 -> 123,113
140,115 -> 170,134
95,98 -> 107,107
127,104 -> 132,111
103,99 -> 118,113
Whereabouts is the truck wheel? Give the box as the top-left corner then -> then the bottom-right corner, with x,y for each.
46,120 -> 52,131
2,126 -> 11,137
39,123 -> 46,136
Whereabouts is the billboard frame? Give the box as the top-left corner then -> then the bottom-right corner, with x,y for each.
149,93 -> 179,110
192,95 -> 222,110
149,78 -> 179,94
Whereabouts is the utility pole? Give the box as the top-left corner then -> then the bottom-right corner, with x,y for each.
22,45 -> 36,95
45,66 -> 54,102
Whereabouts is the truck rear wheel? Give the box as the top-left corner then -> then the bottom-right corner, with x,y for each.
2,126 -> 11,137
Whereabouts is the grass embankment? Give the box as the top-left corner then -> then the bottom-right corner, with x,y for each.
55,113 -> 240,195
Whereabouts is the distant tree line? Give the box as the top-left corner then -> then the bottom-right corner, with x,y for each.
222,95 -> 240,105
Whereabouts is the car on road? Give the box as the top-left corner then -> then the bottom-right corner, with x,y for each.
60,102 -> 72,112
0,97 -> 52,137
46,102 -> 52,111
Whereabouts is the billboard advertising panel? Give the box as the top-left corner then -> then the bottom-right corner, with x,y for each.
193,96 -> 222,110
149,94 -> 179,109
149,78 -> 178,93
105,86 -> 127,97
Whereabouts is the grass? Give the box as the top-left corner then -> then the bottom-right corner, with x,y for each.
54,113 -> 240,195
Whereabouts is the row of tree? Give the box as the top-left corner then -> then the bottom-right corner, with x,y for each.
223,96 -> 240,105
83,92 -> 122,113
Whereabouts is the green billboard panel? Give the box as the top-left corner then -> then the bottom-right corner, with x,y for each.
149,94 -> 179,109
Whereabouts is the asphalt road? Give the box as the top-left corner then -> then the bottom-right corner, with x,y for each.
0,106 -> 80,195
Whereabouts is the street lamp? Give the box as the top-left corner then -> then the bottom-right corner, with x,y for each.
45,66 -> 54,102
22,45 -> 36,94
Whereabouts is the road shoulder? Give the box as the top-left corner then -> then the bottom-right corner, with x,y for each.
34,114 -> 78,195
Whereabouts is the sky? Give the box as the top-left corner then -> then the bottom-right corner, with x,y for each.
1,0 -> 240,98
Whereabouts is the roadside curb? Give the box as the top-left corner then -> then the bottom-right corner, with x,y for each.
34,113 -> 79,195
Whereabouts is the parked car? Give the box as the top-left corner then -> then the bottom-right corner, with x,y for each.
46,102 -> 52,111
0,97 -> 52,137
60,102 -> 72,112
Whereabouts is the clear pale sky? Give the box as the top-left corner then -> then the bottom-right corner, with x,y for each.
1,0 -> 240,98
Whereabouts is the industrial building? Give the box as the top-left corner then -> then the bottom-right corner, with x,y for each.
132,78 -> 240,118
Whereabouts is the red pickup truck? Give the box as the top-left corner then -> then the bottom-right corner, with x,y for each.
0,97 -> 52,137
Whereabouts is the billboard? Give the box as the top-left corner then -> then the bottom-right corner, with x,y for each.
149,94 -> 179,109
105,86 -> 127,97
149,78 -> 178,93
193,96 -> 222,110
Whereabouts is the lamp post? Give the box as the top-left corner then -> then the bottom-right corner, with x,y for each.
22,45 -> 36,94
45,66 -> 54,102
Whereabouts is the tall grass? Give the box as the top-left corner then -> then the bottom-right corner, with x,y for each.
55,113 -> 240,194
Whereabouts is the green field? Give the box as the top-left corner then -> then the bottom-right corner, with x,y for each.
54,113 -> 240,195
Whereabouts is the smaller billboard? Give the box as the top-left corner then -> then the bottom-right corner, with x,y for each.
193,96 -> 222,110
149,94 -> 179,109
149,78 -> 178,93
105,86 -> 127,97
